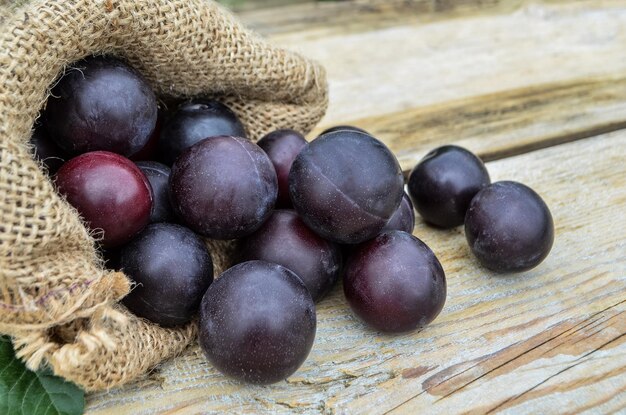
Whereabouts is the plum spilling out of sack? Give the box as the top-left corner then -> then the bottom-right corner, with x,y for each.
408,145 -> 490,228
55,151 -> 152,248
199,261 -> 316,384
343,231 -> 447,333
45,56 -> 157,157
289,130 -> 404,244
239,210 -> 342,302
120,223 -> 214,327
169,135 -> 278,239
158,100 -> 246,165
465,181 -> 554,273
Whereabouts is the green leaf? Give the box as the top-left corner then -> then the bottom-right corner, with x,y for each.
0,336 -> 84,415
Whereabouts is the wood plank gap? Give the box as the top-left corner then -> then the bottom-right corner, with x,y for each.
479,120 -> 626,163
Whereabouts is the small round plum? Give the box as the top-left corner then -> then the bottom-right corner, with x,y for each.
30,121 -> 69,174
465,181 -> 554,273
408,145 -> 490,228
120,223 -> 213,327
239,210 -> 342,302
158,100 -> 246,165
45,56 -> 157,157
382,191 -> 415,234
344,231 -> 446,332
169,136 -> 277,239
289,130 -> 404,244
199,260 -> 316,384
55,151 -> 152,248
136,161 -> 174,223
257,129 -> 307,208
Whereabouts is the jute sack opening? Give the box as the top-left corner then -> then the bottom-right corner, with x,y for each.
0,0 -> 327,391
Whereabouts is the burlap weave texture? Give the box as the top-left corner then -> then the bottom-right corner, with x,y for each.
0,0 -> 327,391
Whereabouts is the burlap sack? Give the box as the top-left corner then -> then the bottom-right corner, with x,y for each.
0,0 -> 327,391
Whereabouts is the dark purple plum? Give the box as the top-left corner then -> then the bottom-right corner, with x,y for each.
120,223 -> 213,327
239,210 -> 342,302
158,100 -> 246,165
382,191 -> 415,234
169,136 -> 277,239
30,121 -> 69,174
344,231 -> 446,333
465,181 -> 554,273
55,151 -> 152,248
136,161 -> 174,223
289,130 -> 404,244
320,125 -> 369,135
45,56 -> 157,157
408,145 -> 490,228
199,260 -> 316,384
257,129 -> 307,208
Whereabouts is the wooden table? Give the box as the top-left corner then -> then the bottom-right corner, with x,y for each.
86,1 -> 626,413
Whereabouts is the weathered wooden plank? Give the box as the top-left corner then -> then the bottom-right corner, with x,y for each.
85,130 -> 626,414
258,1 -> 626,164
238,0 -> 528,37
318,76 -> 626,171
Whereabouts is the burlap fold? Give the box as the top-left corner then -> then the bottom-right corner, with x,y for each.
0,0 -> 327,391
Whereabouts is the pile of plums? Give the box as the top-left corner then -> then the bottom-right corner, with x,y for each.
32,55 -> 553,385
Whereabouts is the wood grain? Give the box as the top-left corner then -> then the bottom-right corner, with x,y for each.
318,76 -> 626,170
257,1 -> 626,164
238,0 -> 528,37
85,130 -> 626,414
